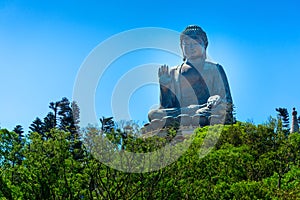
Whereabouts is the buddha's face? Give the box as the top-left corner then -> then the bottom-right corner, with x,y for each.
181,37 -> 205,61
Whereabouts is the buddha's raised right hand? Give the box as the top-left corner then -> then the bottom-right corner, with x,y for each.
158,64 -> 172,87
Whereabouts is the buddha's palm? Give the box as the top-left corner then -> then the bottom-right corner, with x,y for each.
158,65 -> 172,87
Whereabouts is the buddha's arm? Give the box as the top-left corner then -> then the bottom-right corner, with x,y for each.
213,64 -> 233,104
158,67 -> 178,109
159,85 -> 174,108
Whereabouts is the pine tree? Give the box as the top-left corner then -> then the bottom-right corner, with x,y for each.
49,101 -> 60,127
13,125 -> 24,143
29,117 -> 44,135
71,101 -> 80,132
29,97 -> 84,159
58,97 -> 76,133
275,107 -> 290,135
57,98 -> 83,160
100,116 -> 114,133
12,125 -> 25,165
43,112 -> 56,138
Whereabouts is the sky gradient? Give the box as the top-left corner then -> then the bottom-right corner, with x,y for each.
1,0 -> 300,131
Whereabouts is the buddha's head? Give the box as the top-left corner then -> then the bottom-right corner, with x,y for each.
180,25 -> 208,61
180,25 -> 208,50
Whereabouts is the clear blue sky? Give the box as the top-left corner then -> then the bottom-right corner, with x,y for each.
1,0 -> 300,131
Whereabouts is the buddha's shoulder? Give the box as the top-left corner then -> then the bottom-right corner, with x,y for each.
169,61 -> 224,72
170,62 -> 193,71
170,64 -> 182,72
204,61 -> 222,70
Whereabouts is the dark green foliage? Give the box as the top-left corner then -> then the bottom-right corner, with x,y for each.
28,98 -> 84,160
1,114 -> 300,199
12,125 -> 24,141
43,112 -> 56,135
29,117 -> 44,135
58,97 -> 75,132
49,101 -> 60,127
276,107 -> 290,135
30,97 -> 80,137
100,116 -> 115,133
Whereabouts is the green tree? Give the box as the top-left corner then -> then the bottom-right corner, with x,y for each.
49,101 -> 60,127
13,125 -> 24,142
29,117 -> 44,135
19,129 -> 88,199
43,112 -> 56,136
276,107 -> 290,135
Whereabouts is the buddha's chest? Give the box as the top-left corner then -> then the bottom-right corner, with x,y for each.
180,65 -> 204,86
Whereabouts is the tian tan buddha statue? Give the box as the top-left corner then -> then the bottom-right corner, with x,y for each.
146,25 -> 233,130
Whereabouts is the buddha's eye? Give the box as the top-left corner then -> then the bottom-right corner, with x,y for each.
182,41 -> 203,47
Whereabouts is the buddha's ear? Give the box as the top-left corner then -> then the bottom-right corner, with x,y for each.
180,44 -> 184,60
181,46 -> 186,61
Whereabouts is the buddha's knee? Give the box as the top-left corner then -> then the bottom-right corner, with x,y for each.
148,109 -> 168,122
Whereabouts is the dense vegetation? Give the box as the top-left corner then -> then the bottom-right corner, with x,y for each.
1,99 -> 300,199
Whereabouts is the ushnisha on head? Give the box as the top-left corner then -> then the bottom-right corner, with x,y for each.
180,25 -> 208,50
